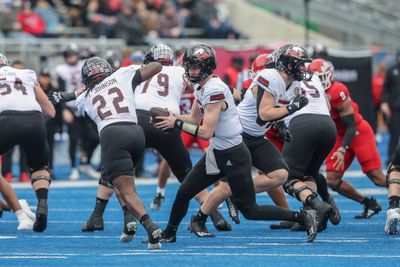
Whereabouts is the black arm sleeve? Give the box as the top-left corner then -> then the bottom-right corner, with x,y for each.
57,76 -> 66,92
340,114 -> 356,149
131,70 -> 143,92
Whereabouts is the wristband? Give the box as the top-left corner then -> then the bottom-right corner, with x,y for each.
174,119 -> 199,137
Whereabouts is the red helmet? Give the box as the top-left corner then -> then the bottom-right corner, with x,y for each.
308,58 -> 334,90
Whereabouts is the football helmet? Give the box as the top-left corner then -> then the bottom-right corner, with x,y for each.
276,44 -> 313,81
251,53 -> 269,76
308,58 -> 334,90
182,43 -> 217,83
144,43 -> 174,66
0,53 -> 9,67
81,57 -> 113,89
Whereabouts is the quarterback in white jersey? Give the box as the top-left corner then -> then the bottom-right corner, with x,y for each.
0,52 -> 55,233
155,44 -> 317,243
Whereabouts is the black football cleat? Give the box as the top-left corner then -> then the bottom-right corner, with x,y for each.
354,197 -> 382,219
314,201 -> 333,232
210,210 -> 231,231
120,211 -> 138,243
302,209 -> 318,242
33,199 -> 48,233
188,215 -> 215,238
81,214 -> 104,232
326,195 -> 341,225
150,193 -> 165,210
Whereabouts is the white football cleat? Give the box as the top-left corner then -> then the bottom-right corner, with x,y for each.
69,168 -> 80,180
385,208 -> 400,235
16,211 -> 34,231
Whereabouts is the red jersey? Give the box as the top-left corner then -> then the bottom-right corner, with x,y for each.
326,81 -> 363,137
372,74 -> 385,108
180,87 -> 195,115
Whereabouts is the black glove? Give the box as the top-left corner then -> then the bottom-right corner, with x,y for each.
47,91 -> 76,105
286,95 -> 309,115
274,121 -> 292,142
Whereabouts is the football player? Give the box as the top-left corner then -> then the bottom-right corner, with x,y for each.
309,58 -> 386,219
385,144 -> 400,234
154,44 -> 318,243
74,57 -> 164,249
0,52 -> 55,232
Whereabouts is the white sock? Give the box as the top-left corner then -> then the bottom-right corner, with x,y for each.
156,187 -> 165,197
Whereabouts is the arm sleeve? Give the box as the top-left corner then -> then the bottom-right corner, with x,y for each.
57,76 -> 66,92
340,114 -> 356,149
131,70 -> 143,92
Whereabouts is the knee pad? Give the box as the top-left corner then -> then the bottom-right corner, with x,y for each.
31,175 -> 51,186
283,179 -> 317,201
30,166 -> 52,186
387,163 -> 400,187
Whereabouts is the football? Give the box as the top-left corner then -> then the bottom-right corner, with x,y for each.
150,107 -> 169,124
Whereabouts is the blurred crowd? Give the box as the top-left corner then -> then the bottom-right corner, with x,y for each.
0,0 -> 242,44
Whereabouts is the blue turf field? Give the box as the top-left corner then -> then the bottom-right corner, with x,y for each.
0,133 -> 397,267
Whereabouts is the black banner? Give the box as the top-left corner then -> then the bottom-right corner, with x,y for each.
327,55 -> 375,130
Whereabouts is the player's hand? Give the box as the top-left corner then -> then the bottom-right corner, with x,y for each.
331,149 -> 345,171
47,91 -> 63,104
154,112 -> 176,131
286,95 -> 309,115
274,121 -> 292,142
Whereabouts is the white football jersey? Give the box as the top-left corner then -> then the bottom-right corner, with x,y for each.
135,66 -> 185,115
194,77 -> 242,150
75,66 -> 139,134
237,69 -> 300,137
55,60 -> 85,108
284,75 -> 330,126
0,66 -> 41,113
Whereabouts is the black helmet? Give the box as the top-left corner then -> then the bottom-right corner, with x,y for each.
0,53 -> 9,67
144,43 -> 174,66
276,44 -> 313,81
81,57 -> 113,89
105,50 -> 121,70
182,43 -> 217,83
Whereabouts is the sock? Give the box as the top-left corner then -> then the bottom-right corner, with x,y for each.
93,197 -> 108,216
361,197 -> 369,204
122,205 -> 129,216
35,188 -> 48,200
156,187 -> 165,197
305,194 -> 317,207
194,209 -> 208,221
389,196 -> 400,209
140,214 -> 150,225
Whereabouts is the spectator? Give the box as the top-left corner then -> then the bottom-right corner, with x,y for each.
131,50 -> 145,65
136,1 -> 159,41
34,0 -> 63,37
381,51 -> 400,165
223,56 -> 244,88
193,0 -> 240,39
17,1 -> 46,37
157,1 -> 184,38
372,63 -> 387,137
86,0 -> 118,38
115,2 -> 147,45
